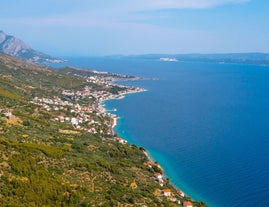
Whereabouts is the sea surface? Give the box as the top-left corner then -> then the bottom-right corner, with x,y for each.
53,57 -> 269,207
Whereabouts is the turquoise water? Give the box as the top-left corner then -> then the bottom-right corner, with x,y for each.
54,57 -> 269,207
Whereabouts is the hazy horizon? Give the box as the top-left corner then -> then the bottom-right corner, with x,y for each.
1,0 -> 269,56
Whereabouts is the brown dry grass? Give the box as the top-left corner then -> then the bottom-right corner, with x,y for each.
6,116 -> 22,126
59,129 -> 81,135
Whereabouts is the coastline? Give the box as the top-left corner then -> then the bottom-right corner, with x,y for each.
99,87 -> 147,135
102,86 -> 209,207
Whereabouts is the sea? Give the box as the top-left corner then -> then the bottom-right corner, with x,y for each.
52,57 -> 269,207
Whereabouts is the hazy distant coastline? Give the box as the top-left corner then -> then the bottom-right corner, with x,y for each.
105,53 -> 269,66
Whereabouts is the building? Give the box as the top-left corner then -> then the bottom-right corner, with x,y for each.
177,190 -> 185,197
183,201 -> 193,207
71,117 -> 78,126
117,138 -> 127,144
162,189 -> 171,197
159,181 -> 164,187
143,161 -> 152,167
154,173 -> 163,180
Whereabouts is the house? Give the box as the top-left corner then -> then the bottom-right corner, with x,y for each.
162,189 -> 171,197
4,111 -> 12,118
143,161 -> 152,167
183,201 -> 193,207
117,138 -> 127,144
169,197 -> 177,202
71,118 -> 78,126
158,181 -> 164,187
154,173 -> 163,180
177,190 -> 185,197
59,116 -> 65,123
154,162 -> 162,169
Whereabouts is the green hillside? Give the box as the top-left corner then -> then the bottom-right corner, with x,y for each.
0,54 -> 207,207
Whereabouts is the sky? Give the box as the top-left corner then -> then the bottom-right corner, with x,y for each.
1,0 -> 269,56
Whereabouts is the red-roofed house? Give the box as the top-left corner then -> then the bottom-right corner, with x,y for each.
183,201 -> 193,207
154,162 -> 161,168
162,189 -> 171,197
177,190 -> 185,197
159,181 -> 164,187
143,161 -> 152,167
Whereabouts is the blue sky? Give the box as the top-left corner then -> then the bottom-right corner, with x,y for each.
1,0 -> 268,56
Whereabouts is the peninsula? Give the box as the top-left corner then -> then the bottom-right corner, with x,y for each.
0,54 -> 208,207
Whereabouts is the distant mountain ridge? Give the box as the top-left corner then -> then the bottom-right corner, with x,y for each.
0,30 -> 64,64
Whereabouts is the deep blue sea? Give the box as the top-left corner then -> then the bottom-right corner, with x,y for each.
53,57 -> 269,207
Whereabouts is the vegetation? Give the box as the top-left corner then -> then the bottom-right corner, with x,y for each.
0,54 -> 208,206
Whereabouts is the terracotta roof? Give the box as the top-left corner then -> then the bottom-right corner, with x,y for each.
178,190 -> 184,195
184,201 -> 193,206
143,161 -> 152,165
163,189 -> 171,192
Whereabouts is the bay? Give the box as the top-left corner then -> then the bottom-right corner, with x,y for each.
54,57 -> 269,207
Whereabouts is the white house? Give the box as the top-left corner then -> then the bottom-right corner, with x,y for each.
71,118 -> 78,126
117,138 -> 127,144
154,173 -> 163,180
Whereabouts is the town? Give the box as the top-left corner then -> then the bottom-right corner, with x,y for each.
30,75 -> 145,137
28,70 -> 193,206
0,63 -> 197,206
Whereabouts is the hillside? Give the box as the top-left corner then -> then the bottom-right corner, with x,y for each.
0,54 -> 208,207
0,31 -> 63,64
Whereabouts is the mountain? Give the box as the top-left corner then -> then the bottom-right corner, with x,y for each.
0,30 -> 64,64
